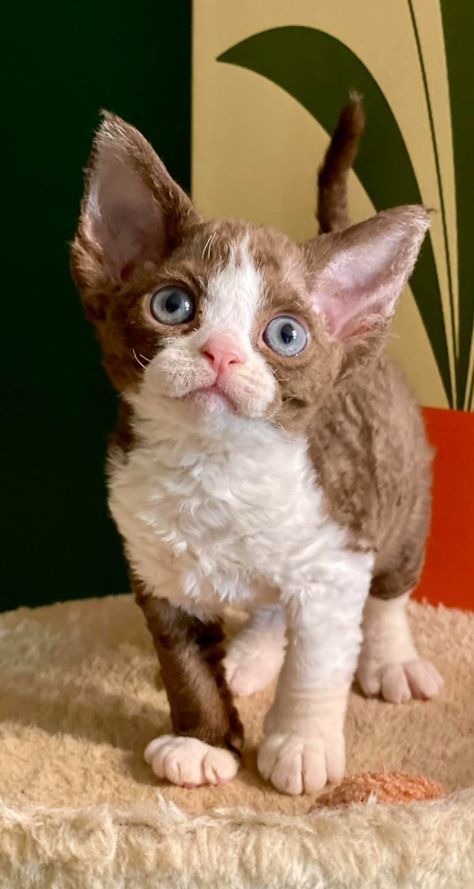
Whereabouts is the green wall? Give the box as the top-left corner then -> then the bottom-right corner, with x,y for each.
1,0 -> 191,610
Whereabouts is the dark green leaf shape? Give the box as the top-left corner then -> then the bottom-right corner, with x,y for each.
218,26 -> 453,406
440,0 -> 474,409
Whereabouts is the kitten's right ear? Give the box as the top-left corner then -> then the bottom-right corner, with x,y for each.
71,112 -> 200,289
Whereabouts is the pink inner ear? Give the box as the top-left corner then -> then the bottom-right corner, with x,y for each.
312,282 -> 390,339
308,210 -> 430,340
85,158 -> 167,281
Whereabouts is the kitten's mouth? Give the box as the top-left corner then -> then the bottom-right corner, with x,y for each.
184,385 -> 237,412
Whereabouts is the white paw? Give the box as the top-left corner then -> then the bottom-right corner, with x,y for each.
144,735 -> 238,787
224,607 -> 286,697
357,657 -> 444,703
224,651 -> 282,696
257,731 -> 345,795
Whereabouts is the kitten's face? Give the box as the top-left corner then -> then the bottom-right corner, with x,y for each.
96,220 -> 341,432
71,113 -> 430,435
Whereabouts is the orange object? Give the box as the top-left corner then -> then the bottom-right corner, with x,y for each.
415,407 -> 474,611
312,771 -> 446,808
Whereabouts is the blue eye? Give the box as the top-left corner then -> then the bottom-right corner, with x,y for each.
150,287 -> 195,325
263,315 -> 309,357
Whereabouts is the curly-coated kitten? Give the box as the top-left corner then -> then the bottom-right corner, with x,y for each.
71,100 -> 442,796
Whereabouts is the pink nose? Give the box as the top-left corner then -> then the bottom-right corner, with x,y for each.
201,333 -> 246,375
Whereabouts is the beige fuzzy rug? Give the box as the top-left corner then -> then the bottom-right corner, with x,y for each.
0,595 -> 473,888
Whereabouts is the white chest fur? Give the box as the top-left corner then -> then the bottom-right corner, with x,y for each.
108,410 -> 360,617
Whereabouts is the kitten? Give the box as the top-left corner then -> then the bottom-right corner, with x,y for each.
71,99 -> 443,796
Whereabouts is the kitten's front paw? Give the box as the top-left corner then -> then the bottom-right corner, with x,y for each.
357,657 -> 444,703
257,731 -> 345,795
144,735 -> 238,787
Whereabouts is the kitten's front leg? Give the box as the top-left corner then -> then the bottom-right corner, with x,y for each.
258,553 -> 372,795
134,579 -> 243,787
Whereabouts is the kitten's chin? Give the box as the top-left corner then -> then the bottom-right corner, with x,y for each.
169,387 -> 262,434
187,387 -> 235,414
154,387 -> 238,431
149,384 -> 273,431
179,386 -> 273,425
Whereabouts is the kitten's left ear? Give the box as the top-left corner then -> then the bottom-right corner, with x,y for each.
303,206 -> 431,339
71,112 -> 200,289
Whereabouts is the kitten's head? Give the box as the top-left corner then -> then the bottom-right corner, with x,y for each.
71,113 -> 430,435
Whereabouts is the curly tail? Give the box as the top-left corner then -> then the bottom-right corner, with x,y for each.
316,94 -> 365,233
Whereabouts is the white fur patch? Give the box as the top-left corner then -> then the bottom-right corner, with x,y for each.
109,408 -> 371,622
144,735 -> 238,786
201,235 -> 264,337
357,593 -> 444,702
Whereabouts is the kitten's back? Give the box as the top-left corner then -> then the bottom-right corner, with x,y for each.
309,354 -> 432,585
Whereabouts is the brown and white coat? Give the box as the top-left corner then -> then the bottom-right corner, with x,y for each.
71,101 -> 442,795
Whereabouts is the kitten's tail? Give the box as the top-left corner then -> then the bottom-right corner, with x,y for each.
316,94 -> 365,233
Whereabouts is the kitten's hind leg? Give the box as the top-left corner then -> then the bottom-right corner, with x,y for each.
357,589 -> 444,703
224,605 -> 286,697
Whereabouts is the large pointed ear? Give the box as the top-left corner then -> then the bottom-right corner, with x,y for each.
303,206 -> 431,339
71,112 -> 200,289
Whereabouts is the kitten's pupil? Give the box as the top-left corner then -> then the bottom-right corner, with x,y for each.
166,292 -> 185,314
280,323 -> 297,344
